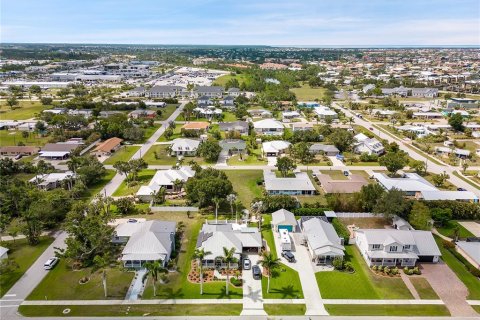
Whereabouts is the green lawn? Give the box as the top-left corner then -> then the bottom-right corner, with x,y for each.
157,126 -> 182,142
112,169 -> 156,197
436,221 -> 474,239
140,124 -> 161,142
223,170 -> 263,207
434,235 -> 480,300
142,217 -> 242,299
143,144 -> 206,165
472,305 -> 480,314
290,83 -> 327,101
156,104 -> 179,121
261,215 -> 277,258
452,171 -> 480,190
410,277 -> 439,300
264,304 -> 306,315
321,170 -> 348,180
27,260 -> 134,300
213,73 -> 250,87
325,304 -> 450,316
19,304 -> 242,317
227,147 -> 266,166
261,263 -> 304,299
81,169 -> 116,200
103,146 -> 140,164
0,237 -> 54,297
316,245 -> 413,299
0,101 -> 52,120
0,130 -> 51,147
222,112 -> 237,122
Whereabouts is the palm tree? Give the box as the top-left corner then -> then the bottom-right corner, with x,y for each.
212,197 -> 221,223
226,194 -> 237,221
144,261 -> 167,297
258,252 -> 280,293
153,187 -> 166,205
193,248 -> 211,295
173,179 -> 184,192
221,247 -> 238,295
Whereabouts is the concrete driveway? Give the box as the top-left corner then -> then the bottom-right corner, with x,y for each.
241,253 -> 266,316
421,262 -> 478,316
458,221 -> 480,237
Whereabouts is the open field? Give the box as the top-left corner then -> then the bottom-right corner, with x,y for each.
223,170 -> 263,207
316,245 -> 413,299
213,73 -> 250,87
338,217 -> 388,229
0,101 -> 52,120
0,237 -> 54,297
27,260 -> 134,300
156,104 -> 179,121
325,304 -> 450,316
103,146 -> 140,164
290,83 -> 327,101
19,304 -> 243,317
0,130 -> 50,147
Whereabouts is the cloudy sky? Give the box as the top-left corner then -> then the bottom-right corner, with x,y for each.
2,0 -> 479,45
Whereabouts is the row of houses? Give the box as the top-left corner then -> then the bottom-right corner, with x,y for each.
126,85 -> 242,99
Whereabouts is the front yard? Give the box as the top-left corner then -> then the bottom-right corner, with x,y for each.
0,236 -> 54,297
27,260 -> 134,300
103,146 -> 140,164
316,245 -> 413,299
436,220 -> 475,239
325,304 -> 450,316
156,104 -> 179,121
264,304 -> 306,315
143,144 -> 207,165
112,169 -> 156,197
261,263 -> 304,299
410,277 -> 439,299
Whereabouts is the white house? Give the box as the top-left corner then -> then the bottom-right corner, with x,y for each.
313,106 -> 338,119
114,220 -> 177,268
136,167 -> 195,202
300,217 -> 345,265
29,171 -> 76,190
262,140 -> 291,157
354,133 -> 385,155
0,246 -> 8,260
253,119 -> 284,136
271,209 -> 297,232
373,172 -> 437,197
355,229 -> 441,267
170,138 -> 201,157
264,170 -> 316,196
282,111 -> 301,122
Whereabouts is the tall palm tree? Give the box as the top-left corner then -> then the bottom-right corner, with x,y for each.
173,179 -> 184,192
226,194 -> 237,221
221,247 -> 238,296
212,197 -> 221,223
258,252 -> 280,293
193,248 -> 211,295
144,261 -> 167,297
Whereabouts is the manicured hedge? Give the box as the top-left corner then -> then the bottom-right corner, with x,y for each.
422,200 -> 480,220
332,218 -> 350,243
292,207 -> 330,216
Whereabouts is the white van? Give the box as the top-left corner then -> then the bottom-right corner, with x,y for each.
44,257 -> 59,270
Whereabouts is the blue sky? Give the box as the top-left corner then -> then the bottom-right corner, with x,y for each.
2,0 -> 479,45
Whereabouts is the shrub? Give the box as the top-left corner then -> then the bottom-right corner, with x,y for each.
442,240 -> 455,249
372,265 -> 378,271
332,257 -> 344,270
230,277 -> 242,286
344,262 -> 354,272
331,218 -> 350,243
292,207 -> 329,216
384,266 -> 390,274
413,267 -> 421,275
391,267 -> 399,275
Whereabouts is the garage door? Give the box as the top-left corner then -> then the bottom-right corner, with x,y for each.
418,255 -> 434,262
278,225 -> 293,232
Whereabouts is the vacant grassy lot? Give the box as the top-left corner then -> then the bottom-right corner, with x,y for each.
264,304 -> 306,315
0,130 -> 50,147
81,169 -> 116,200
27,260 -> 134,300
261,263 -> 304,299
112,169 -> 156,197
223,170 -> 263,207
157,126 -> 182,142
290,83 -> 327,101
0,237 -> 54,297
410,277 -> 439,300
213,73 -> 250,87
316,245 -> 413,299
436,220 -> 474,239
434,235 -> 480,300
156,104 -> 179,121
338,217 -> 388,229
325,304 -> 450,316
320,170 -> 348,180
140,124 -> 161,142
19,304 -> 243,317
103,146 -> 140,164
0,101 -> 52,120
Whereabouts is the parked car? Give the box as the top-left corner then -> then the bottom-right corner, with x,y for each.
127,219 -> 138,223
457,188 -> 467,191
369,127 -> 373,131
281,251 -> 295,262
252,265 -> 262,280
343,170 -> 350,176
243,258 -> 251,270
14,154 -> 23,160
44,257 -> 59,270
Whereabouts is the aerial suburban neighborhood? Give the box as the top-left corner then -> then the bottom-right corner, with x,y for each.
0,1 -> 479,319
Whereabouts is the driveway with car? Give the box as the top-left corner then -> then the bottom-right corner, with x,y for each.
241,253 -> 266,316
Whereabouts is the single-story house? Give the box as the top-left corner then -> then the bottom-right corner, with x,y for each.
316,173 -> 368,194
136,166 -> 195,202
92,137 -> 123,157
29,171 -> 76,190
354,133 -> 384,155
114,220 -> 176,268
282,111 -> 301,122
128,109 -> 157,119
419,190 -> 478,203
227,87 -> 241,97
219,139 -> 247,155
434,147 -> 470,159
271,209 -> 297,232
412,112 -> 443,119
39,140 -> 84,160
218,121 -> 249,135
0,146 -> 39,156
300,217 -> 345,265
0,246 -> 9,260
253,119 -> 284,136
193,106 -> 222,119
314,106 -> 338,119
291,122 -> 313,131
196,222 -> 262,268
262,140 -> 291,157
355,229 -> 441,267
373,172 -> 438,197
456,241 -> 480,269
170,138 -> 201,156
248,109 -> 272,118
309,144 -> 339,156
181,122 -> 210,131
264,170 -> 316,196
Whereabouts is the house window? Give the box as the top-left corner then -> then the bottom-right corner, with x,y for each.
404,245 -> 410,250
372,244 -> 381,250
389,246 -> 398,252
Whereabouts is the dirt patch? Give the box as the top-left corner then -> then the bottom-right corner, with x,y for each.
339,217 -> 390,229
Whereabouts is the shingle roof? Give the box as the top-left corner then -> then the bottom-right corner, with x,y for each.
302,218 -> 344,256
271,209 -> 297,227
94,137 -> 123,152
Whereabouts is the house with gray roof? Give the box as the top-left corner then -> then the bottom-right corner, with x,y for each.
218,121 -> 249,135
148,85 -> 186,98
196,222 -> 262,268
300,217 -> 345,265
170,138 -> 201,157
115,220 -> 177,268
127,86 -> 146,97
456,241 -> 480,269
219,139 -> 247,155
264,170 -> 316,196
373,172 -> 438,197
227,87 -> 241,97
271,209 -> 297,232
0,246 -> 9,260
193,86 -> 224,98
309,144 -> 339,156
411,88 -> 438,98
355,229 -> 441,267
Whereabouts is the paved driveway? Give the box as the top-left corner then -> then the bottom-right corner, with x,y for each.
241,253 -> 266,316
458,221 -> 480,237
421,262 -> 478,316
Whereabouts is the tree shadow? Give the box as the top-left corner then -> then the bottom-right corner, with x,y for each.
156,288 -> 184,299
268,284 -> 301,299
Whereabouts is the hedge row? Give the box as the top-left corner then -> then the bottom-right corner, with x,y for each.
422,200 -> 480,220
292,207 -> 330,216
444,241 -> 480,277
332,218 -> 350,243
